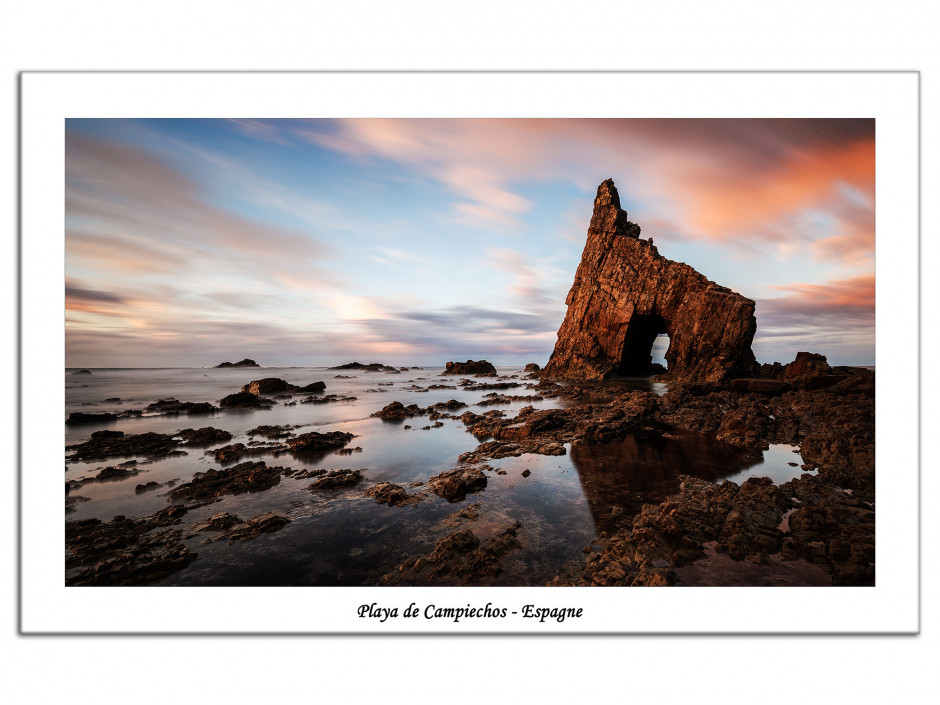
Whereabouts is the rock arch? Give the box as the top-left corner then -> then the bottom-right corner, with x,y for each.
543,179 -> 758,382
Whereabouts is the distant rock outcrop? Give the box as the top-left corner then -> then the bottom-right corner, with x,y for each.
329,362 -> 400,373
215,359 -> 260,368
543,179 -> 758,383
442,360 -> 497,376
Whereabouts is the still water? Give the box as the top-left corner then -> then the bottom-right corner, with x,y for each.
65,366 -> 812,585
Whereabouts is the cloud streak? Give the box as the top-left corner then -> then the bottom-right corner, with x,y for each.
302,118 -> 874,267
64,119 -> 875,367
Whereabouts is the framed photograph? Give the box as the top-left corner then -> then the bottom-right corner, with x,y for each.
19,71 -> 919,633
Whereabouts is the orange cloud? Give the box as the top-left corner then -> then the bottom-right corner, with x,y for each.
674,138 -> 874,238
303,118 -> 875,265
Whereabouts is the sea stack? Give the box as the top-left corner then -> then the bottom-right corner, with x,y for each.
543,179 -> 758,382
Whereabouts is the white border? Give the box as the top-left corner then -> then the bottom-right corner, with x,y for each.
20,72 -> 918,634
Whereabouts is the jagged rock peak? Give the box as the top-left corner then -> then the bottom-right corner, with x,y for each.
596,178 -> 621,209
543,179 -> 758,383
589,178 -> 641,241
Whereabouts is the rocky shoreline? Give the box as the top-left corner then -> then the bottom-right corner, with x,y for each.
64,360 -> 874,587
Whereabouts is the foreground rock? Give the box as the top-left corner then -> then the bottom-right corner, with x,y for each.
543,179 -> 758,382
209,442 -> 286,463
66,411 -> 118,425
176,427 -> 233,446
66,430 -> 185,462
219,391 -> 276,409
550,472 -> 873,587
145,398 -> 218,415
427,467 -> 487,501
167,461 -> 289,503
371,401 -> 429,421
307,469 -> 364,490
247,424 -> 294,439
66,505 -> 193,586
285,431 -> 355,454
200,512 -> 293,544
184,511 -> 243,537
380,522 -> 522,586
364,482 -> 416,506
442,360 -> 497,376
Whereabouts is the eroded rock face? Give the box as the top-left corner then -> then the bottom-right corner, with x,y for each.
543,179 -> 758,383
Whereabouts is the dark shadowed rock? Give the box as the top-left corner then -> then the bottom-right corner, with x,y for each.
209,442 -> 287,463
176,427 -> 233,446
329,361 -> 399,373
308,469 -> 364,490
95,465 -> 142,481
442,360 -> 497,376
365,482 -> 413,506
71,369 -> 93,375
247,424 -> 294,439
215,359 -> 260,368
782,352 -> 833,380
184,512 -> 243,537
210,512 -> 292,543
543,179 -> 758,382
65,506 -> 194,586
145,398 -> 218,415
295,380 -> 327,393
219,391 -> 275,409
371,401 -> 428,421
730,379 -> 791,395
427,467 -> 487,501
167,461 -> 288,502
66,412 -> 118,425
285,431 -> 354,454
524,363 -> 541,373
67,431 -> 184,461
241,377 -> 291,395
380,522 -> 522,586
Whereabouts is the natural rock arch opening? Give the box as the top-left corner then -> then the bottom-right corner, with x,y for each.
616,313 -> 669,376
543,179 -> 758,383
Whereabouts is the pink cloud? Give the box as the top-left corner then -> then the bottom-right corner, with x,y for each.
302,118 -> 875,266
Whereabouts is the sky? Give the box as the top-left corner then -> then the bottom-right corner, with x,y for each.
64,118 -> 875,368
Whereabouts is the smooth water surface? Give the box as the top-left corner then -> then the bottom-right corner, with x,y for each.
64,366 -> 815,585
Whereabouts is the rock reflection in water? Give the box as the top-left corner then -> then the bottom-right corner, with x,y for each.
569,430 -> 754,534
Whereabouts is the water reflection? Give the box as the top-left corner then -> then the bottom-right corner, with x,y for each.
570,430 -> 765,535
